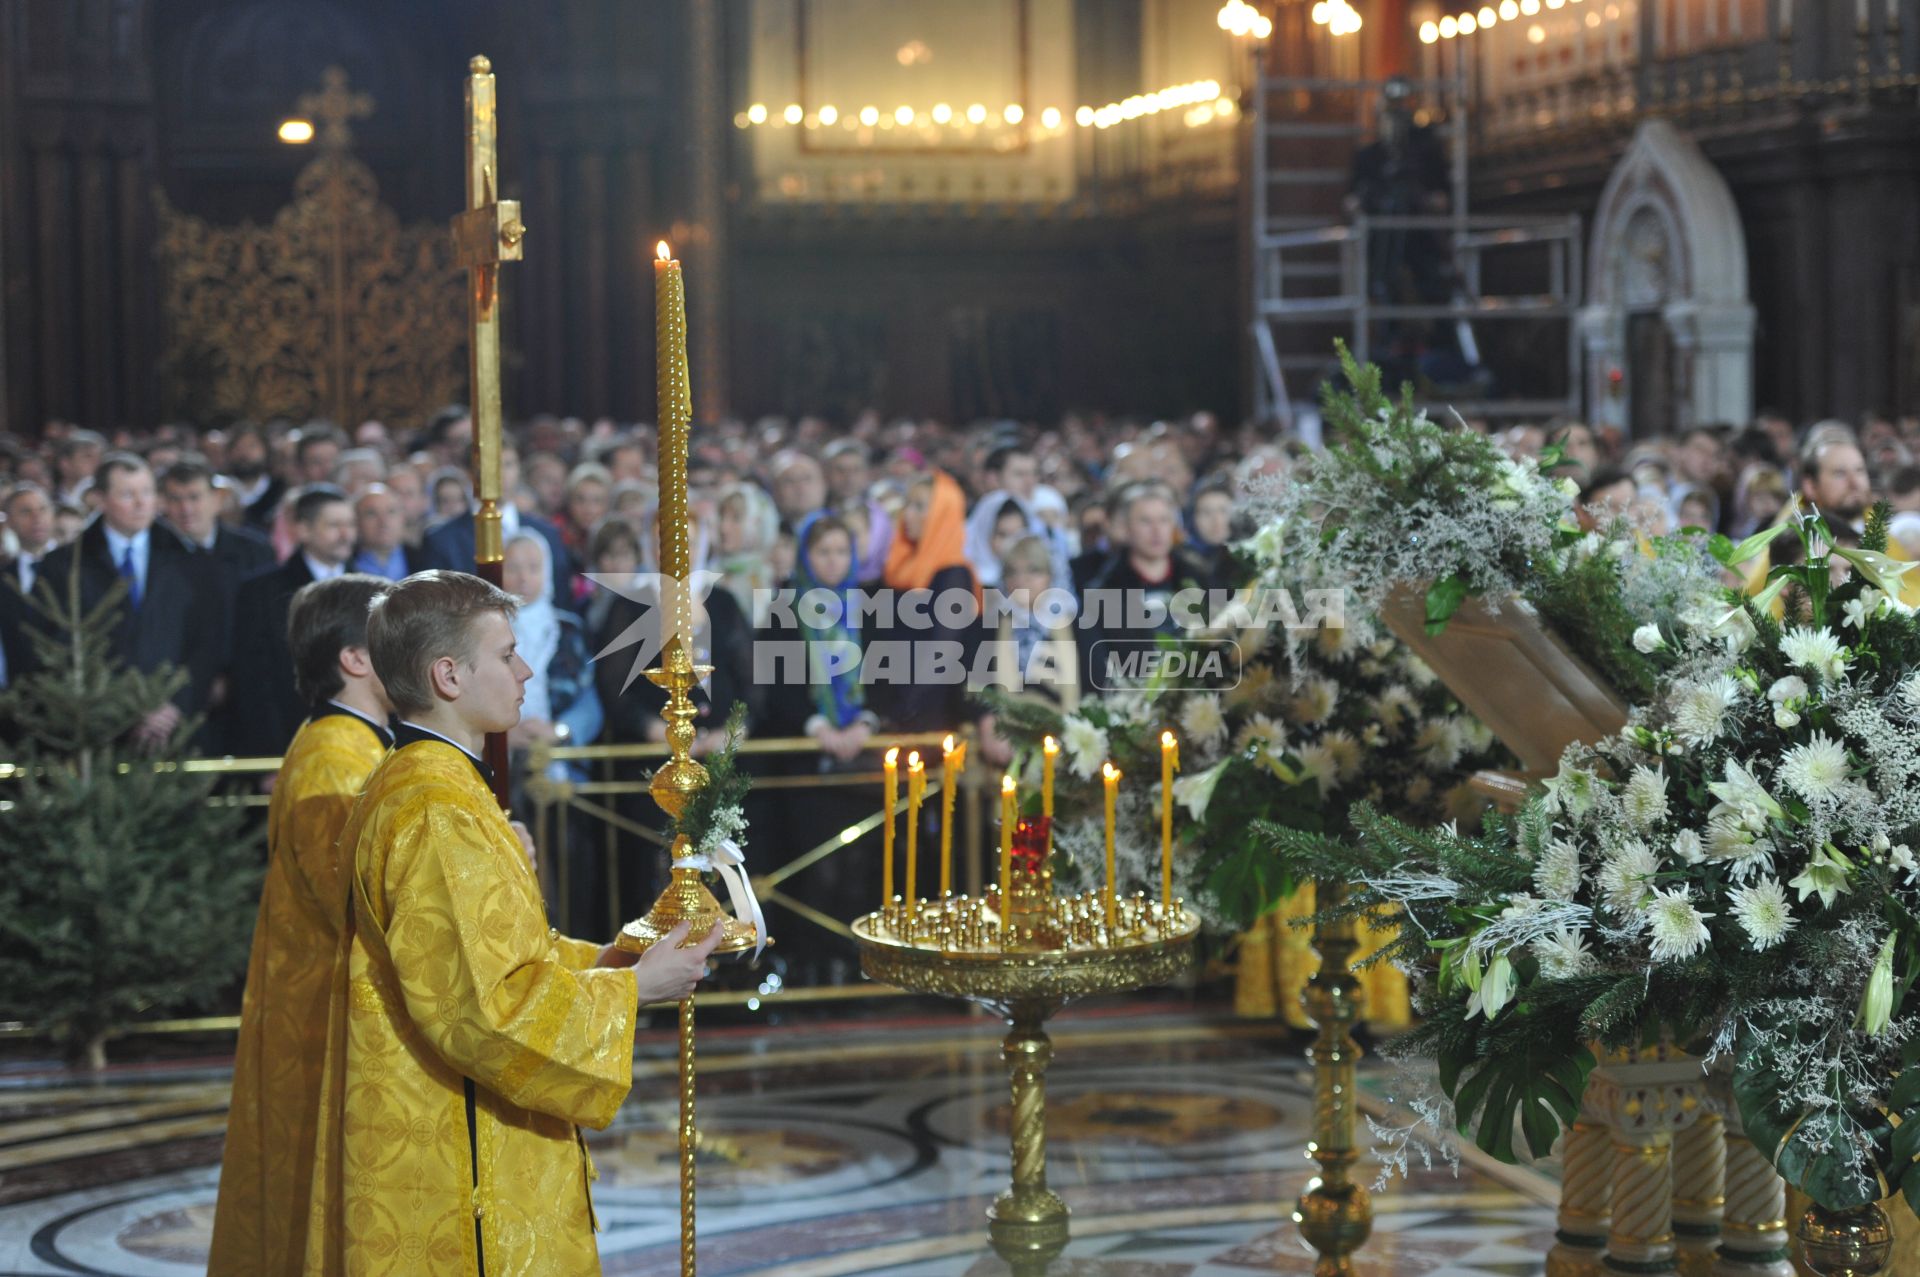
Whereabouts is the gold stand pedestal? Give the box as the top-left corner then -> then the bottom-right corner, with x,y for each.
854,912 -> 1199,1275
615,854 -> 760,956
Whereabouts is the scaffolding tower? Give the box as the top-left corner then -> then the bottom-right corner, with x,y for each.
1250,73 -> 1585,430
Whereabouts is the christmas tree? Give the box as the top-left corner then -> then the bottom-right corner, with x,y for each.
0,557 -> 261,1068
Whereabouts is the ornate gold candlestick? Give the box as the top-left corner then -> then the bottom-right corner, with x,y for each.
1293,880 -> 1372,1277
854,863 -> 1197,1276
613,240 -> 761,1277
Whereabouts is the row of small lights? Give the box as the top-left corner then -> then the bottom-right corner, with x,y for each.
1217,0 -> 1276,38
1310,1 -> 1365,36
1421,0 -> 1602,42
733,79 -> 1230,135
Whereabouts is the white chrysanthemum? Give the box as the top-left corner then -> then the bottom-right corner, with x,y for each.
1646,887 -> 1714,963
1671,829 -> 1706,865
1622,767 -> 1669,830
1372,684 -> 1417,735
1532,927 -> 1596,979
1780,626 -> 1850,680
1729,877 -> 1795,951
1224,663 -> 1276,711
1599,840 -> 1661,915
1287,676 -> 1340,726
1294,742 -> 1339,793
1234,713 -> 1287,755
1179,694 -> 1229,751
1671,675 -> 1742,745
1777,732 -> 1851,803
1633,623 -> 1664,654
1404,656 -> 1437,689
1414,719 -> 1463,771
1106,691 -> 1152,726
1533,838 -> 1582,902
1060,715 -> 1109,780
1322,729 -> 1363,784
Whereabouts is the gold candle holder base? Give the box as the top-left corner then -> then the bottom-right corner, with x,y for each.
615,849 -> 761,956
1797,1201 -> 1893,1276
854,908 -> 1198,1276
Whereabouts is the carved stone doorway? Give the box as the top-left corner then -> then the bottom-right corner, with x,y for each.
1579,120 -> 1755,436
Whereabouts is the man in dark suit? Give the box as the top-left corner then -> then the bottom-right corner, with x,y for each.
222,423 -> 286,534
160,458 -> 276,751
28,454 -> 221,750
420,442 -> 575,604
1,482 -> 57,685
349,484 -> 427,580
227,485 -> 356,758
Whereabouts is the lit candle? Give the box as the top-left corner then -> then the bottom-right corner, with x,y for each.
999,773 -> 1017,916
883,746 -> 899,905
1102,762 -> 1121,931
940,734 -> 964,896
1160,731 -> 1179,908
1042,735 -> 1058,858
653,242 -> 694,647
905,751 -> 926,912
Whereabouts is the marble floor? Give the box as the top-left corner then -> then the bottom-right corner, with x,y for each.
0,1003 -> 1557,1276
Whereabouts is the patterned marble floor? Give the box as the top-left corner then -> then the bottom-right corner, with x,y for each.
0,1006 -> 1556,1276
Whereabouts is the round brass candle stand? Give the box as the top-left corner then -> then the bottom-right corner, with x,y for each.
854,900 -> 1199,1276
1797,1201 -> 1893,1277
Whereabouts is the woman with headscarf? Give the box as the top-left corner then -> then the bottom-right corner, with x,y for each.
713,480 -> 781,625
503,529 -> 604,777
755,513 -> 879,981
875,470 -> 983,734
501,529 -> 606,932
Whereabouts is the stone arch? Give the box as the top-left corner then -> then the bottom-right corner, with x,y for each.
1579,119 -> 1755,435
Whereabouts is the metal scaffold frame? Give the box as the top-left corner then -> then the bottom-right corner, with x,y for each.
1250,72 -> 1585,429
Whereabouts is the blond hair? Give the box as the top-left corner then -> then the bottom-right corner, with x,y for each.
367,570 -> 519,718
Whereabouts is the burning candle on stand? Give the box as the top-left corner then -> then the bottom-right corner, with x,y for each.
883,746 -> 899,906
999,773 -> 1017,919
1042,735 -> 1057,858
905,751 -> 926,914
1160,731 -> 1179,908
1102,762 -> 1121,932
940,734 -> 965,896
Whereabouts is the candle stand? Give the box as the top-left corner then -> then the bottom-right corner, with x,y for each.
854,867 -> 1197,1275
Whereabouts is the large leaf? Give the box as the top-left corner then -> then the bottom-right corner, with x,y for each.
1424,575 -> 1470,635
1441,1037 -> 1594,1163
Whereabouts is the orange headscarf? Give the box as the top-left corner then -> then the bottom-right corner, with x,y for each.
884,470 -> 981,602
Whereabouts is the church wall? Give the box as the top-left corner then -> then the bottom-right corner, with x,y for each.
1473,106 -> 1920,428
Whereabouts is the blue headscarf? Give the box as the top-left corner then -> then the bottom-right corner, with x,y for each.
793,512 -> 865,729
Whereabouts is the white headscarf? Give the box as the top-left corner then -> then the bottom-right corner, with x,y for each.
506,530 -> 560,723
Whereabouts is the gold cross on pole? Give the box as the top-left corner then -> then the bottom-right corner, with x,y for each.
451,53 -> 525,806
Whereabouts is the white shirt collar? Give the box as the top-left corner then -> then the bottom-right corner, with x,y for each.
302,551 -> 345,581
396,719 -> 484,766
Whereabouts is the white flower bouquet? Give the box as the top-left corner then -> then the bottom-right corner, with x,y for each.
1267,504 -> 1920,1213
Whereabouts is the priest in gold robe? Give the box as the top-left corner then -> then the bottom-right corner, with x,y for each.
210,574 -> 395,1277
303,570 -> 721,1277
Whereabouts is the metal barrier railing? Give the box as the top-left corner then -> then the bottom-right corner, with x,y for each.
524,729 -> 986,976
0,728 -> 989,1041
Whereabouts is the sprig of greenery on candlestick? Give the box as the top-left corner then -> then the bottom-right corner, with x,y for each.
660,701 -> 752,860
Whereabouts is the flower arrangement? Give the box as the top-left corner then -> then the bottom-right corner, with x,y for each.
1250,342 -> 1726,703
984,601 -> 1509,932
1266,504 -> 1920,1213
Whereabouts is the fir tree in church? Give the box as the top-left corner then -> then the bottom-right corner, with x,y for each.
0,563 -> 260,1069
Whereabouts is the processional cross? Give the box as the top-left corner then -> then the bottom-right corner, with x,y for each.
451,55 -> 526,806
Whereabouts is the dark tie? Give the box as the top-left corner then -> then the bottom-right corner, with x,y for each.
118,544 -> 142,610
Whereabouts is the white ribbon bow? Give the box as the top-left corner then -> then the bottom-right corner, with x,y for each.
677,838 -> 766,960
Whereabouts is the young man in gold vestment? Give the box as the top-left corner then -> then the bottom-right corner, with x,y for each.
303,570 -> 719,1277
210,573 -> 396,1277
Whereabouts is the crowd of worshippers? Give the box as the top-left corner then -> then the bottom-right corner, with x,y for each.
2,405 -> 1917,774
